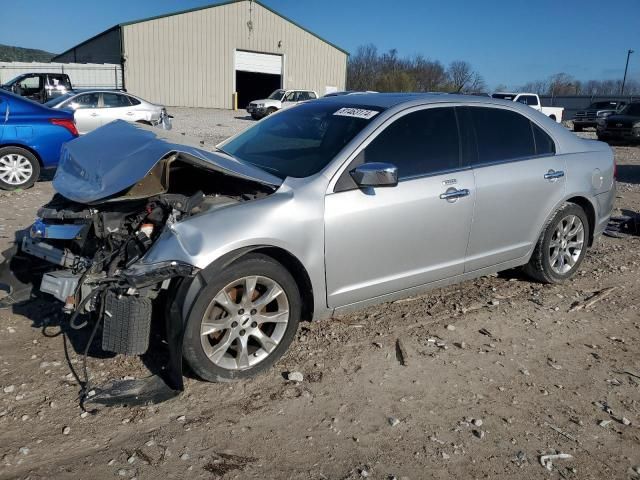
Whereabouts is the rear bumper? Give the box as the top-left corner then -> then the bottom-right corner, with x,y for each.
573,120 -> 597,127
593,186 -> 616,242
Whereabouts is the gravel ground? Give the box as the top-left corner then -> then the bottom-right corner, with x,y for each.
169,107 -> 254,145
0,119 -> 639,480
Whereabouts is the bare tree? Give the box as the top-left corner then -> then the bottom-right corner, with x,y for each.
447,60 -> 474,93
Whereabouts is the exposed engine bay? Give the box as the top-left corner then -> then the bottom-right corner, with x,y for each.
0,121 -> 282,406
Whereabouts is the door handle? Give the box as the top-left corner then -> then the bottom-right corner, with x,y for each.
126,112 -> 134,116
439,188 -> 470,201
544,170 -> 565,180
90,113 -> 99,117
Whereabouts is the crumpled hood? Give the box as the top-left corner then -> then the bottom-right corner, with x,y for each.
53,120 -> 282,204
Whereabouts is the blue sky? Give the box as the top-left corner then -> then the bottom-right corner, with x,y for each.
2,0 -> 639,90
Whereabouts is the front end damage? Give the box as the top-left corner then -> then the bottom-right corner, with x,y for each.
0,121 -> 281,406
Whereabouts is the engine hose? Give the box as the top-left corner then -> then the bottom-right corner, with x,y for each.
69,285 -> 108,330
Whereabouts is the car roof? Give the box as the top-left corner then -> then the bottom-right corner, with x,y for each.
315,92 -> 513,109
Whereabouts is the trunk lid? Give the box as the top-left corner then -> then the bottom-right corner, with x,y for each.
53,120 -> 282,204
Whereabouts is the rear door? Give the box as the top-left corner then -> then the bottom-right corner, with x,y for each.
325,106 -> 475,307
461,106 -> 565,272
100,92 -> 138,125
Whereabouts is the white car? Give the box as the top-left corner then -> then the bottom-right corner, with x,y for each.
246,89 -> 318,120
492,92 -> 564,123
45,91 -> 171,134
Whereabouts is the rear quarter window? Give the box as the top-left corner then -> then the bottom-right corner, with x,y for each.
532,123 -> 555,155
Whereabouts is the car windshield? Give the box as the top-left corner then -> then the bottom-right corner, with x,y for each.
268,89 -> 285,100
2,75 -> 23,87
219,102 -> 385,179
44,93 -> 75,108
620,103 -> 640,116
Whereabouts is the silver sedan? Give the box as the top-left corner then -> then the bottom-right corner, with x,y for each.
4,94 -> 616,390
45,90 -> 171,134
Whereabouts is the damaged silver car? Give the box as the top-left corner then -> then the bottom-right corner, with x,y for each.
0,94 -> 616,404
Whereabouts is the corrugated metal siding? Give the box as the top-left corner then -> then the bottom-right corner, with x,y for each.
122,1 -> 347,108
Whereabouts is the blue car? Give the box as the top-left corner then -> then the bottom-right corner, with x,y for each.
0,89 -> 78,190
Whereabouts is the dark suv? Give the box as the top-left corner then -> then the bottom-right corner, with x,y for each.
1,73 -> 72,103
573,100 -> 626,132
596,102 -> 640,143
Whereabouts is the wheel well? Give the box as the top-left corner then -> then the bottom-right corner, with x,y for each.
0,143 -> 43,166
567,197 -> 596,246
549,114 -> 556,121
136,120 -> 152,126
251,247 -> 314,322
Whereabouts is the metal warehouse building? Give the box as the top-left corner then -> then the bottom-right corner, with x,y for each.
53,0 -> 347,109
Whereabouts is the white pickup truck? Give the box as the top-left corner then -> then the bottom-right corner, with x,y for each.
491,92 -> 564,123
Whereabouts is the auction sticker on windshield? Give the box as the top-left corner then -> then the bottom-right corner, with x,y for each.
333,107 -> 379,120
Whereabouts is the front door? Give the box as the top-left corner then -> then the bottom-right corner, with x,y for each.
68,93 -> 101,134
325,106 -> 475,307
460,106 -> 566,271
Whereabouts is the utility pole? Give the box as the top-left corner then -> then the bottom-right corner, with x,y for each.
621,49 -> 634,95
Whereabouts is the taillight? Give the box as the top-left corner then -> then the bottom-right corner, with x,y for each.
50,118 -> 79,137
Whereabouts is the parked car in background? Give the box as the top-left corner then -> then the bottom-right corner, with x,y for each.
573,100 -> 627,132
596,101 -> 640,143
491,92 -> 564,123
45,90 -> 171,134
0,90 -> 77,190
246,89 -> 318,119
1,73 -> 72,103
0,94 -> 614,394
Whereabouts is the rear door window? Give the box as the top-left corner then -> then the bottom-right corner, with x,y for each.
363,107 -> 460,180
48,75 -> 71,89
102,93 -> 131,108
516,95 -> 539,106
466,107 -> 536,165
127,95 -> 141,106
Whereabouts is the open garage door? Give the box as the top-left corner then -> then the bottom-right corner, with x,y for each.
235,50 -> 282,109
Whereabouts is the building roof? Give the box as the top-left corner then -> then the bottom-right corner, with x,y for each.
54,0 -> 348,61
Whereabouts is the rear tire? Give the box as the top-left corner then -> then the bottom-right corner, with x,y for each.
0,147 -> 40,191
182,253 -> 301,382
523,203 -> 589,284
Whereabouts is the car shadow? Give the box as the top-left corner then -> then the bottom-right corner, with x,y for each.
617,165 -> 640,185
234,115 -> 255,121
38,169 -> 56,183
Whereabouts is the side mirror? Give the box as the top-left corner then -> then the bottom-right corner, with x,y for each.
350,162 -> 398,188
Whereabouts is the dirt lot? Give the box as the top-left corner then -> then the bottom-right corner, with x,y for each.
0,116 -> 639,480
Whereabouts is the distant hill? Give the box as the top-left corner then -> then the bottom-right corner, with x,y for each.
0,44 -> 56,62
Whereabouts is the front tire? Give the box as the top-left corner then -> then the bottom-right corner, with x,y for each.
0,147 -> 40,190
524,203 -> 589,284
573,124 -> 583,132
182,254 -> 301,382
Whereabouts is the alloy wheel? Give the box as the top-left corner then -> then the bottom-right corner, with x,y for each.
0,154 -> 33,186
200,275 -> 290,371
549,214 -> 585,275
